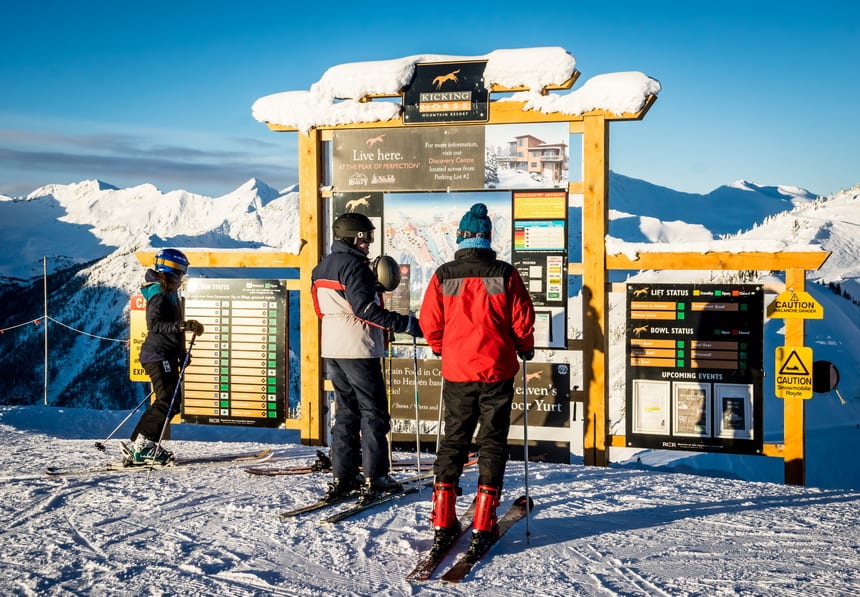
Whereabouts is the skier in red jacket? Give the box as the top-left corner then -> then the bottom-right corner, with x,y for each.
419,202 -> 535,558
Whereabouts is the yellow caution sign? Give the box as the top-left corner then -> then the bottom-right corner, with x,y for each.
775,346 -> 813,399
767,290 -> 823,319
129,294 -> 148,382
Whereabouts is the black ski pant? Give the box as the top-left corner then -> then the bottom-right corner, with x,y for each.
326,357 -> 391,481
132,358 -> 182,442
433,377 -> 514,492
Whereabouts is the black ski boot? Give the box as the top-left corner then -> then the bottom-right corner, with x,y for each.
323,474 -> 363,502
311,450 -> 332,472
358,475 -> 402,505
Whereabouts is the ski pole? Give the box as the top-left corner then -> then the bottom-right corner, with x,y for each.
387,328 -> 394,468
152,333 -> 198,465
435,377 -> 444,455
94,390 -> 155,452
521,355 -> 531,544
412,333 -> 422,479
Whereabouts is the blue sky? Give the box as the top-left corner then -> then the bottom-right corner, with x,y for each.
1,1 -> 857,198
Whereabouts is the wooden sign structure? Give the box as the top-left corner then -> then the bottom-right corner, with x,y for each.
133,50 -> 829,487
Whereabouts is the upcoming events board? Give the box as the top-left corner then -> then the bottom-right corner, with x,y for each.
625,284 -> 764,454
181,279 -> 288,428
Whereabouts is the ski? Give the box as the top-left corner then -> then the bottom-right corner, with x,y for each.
321,475 -> 434,524
278,473 -> 433,521
45,447 -> 274,478
249,451 -> 477,477
245,449 -> 333,476
247,456 -> 432,477
439,495 -> 534,583
406,498 -> 477,582
277,488 -> 362,519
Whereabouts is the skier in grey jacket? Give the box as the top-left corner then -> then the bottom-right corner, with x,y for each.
311,213 -> 422,504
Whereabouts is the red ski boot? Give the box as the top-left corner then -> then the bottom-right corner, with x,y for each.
430,482 -> 461,555
467,484 -> 500,557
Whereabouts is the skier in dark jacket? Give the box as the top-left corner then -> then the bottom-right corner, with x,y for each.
125,248 -> 204,465
312,213 -> 423,504
419,203 -> 535,557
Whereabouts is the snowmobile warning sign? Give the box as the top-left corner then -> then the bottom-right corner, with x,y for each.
775,346 -> 813,399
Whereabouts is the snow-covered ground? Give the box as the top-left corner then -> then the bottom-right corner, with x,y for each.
1,406 -> 859,596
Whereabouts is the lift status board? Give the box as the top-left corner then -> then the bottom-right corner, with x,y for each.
181,279 -> 288,428
625,284 -> 764,454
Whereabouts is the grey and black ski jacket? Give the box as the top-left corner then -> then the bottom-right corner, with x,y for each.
311,240 -> 408,359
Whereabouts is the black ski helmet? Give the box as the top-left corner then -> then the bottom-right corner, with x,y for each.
333,213 -> 375,245
371,255 -> 401,291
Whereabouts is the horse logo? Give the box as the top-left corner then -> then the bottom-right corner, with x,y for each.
432,69 -> 461,89
633,288 -> 649,297
365,134 -> 385,147
526,370 -> 542,383
632,325 -> 649,336
345,195 -> 371,212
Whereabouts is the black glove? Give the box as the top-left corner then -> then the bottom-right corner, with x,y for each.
403,314 -> 423,338
179,320 -> 205,336
517,348 -> 535,361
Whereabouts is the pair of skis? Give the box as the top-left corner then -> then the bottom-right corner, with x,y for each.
276,454 -> 480,521
44,447 -> 274,478
406,494 -> 534,583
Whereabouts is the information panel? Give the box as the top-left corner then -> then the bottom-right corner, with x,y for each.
625,283 -> 763,454
385,358 -> 572,463
512,190 -> 568,348
182,279 -> 288,428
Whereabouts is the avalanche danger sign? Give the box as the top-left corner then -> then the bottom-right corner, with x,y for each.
775,346 -> 813,399
767,290 -> 823,319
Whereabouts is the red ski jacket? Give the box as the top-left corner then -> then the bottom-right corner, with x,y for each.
419,248 -> 535,383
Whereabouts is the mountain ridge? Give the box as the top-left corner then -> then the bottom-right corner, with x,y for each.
1,172 -> 857,410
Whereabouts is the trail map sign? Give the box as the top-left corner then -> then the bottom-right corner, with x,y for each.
181,279 -> 289,427
625,284 -> 764,454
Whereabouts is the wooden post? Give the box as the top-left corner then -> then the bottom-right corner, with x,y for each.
582,114 -> 609,466
783,267 -> 806,485
298,130 -> 326,445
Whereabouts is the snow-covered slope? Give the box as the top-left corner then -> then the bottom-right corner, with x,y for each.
1,405 -> 859,596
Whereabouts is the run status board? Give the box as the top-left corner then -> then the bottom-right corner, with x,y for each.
181,279 -> 288,428
625,284 -> 764,455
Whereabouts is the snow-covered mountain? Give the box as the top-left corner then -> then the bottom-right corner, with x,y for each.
0,178 -> 301,407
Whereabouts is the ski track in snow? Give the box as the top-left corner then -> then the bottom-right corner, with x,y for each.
2,412 -> 860,596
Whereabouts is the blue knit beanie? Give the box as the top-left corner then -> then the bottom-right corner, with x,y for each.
456,203 -> 492,249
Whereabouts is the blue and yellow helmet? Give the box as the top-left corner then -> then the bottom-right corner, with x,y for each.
153,248 -> 189,276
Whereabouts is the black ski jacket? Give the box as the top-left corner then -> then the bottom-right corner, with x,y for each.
138,269 -> 185,364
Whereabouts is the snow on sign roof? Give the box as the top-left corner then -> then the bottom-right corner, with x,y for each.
251,46 -> 661,132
